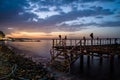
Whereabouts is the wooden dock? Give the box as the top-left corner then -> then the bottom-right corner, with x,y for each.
50,38 -> 120,72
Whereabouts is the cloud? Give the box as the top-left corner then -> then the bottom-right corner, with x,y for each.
96,16 -> 104,18
99,21 -> 120,27
29,0 -> 115,6
79,0 -> 115,3
0,0 -> 119,34
70,21 -> 120,27
0,0 -> 28,23
42,7 -> 113,25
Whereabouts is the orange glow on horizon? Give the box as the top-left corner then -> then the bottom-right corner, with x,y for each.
6,26 -> 119,39
6,32 -> 50,38
6,31 -> 91,39
6,31 -> 74,38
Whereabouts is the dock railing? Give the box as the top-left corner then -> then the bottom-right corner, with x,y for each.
52,38 -> 120,47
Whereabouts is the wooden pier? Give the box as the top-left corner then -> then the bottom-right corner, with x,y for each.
50,38 -> 120,72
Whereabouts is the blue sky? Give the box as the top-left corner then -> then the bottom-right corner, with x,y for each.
0,0 -> 120,38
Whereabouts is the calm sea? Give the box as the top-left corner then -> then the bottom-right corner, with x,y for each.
7,40 -> 120,80
7,40 -> 52,64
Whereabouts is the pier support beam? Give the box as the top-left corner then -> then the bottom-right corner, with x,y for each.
109,54 -> 114,74
80,54 -> 84,72
99,54 -> 103,66
118,54 -> 120,61
87,55 -> 90,67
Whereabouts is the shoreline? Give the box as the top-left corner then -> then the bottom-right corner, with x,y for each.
7,44 -> 50,65
0,45 -> 55,80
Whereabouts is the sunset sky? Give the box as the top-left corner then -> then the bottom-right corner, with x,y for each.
0,0 -> 120,39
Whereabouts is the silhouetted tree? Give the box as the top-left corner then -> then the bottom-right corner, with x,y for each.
0,31 -> 5,39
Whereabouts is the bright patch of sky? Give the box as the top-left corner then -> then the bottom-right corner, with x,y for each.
24,1 -> 60,19
60,6 -> 72,13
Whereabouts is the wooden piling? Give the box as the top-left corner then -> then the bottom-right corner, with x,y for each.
87,54 -> 90,67
99,53 -> 103,65
52,39 -> 54,48
80,54 -> 84,72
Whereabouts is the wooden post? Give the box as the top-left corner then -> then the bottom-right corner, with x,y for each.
100,39 -> 101,46
87,54 -> 90,67
118,54 -> 120,61
99,54 -> 103,66
83,37 -> 86,46
110,38 -> 111,45
52,39 -> 55,48
91,39 -> 93,46
87,54 -> 90,75
109,54 -> 114,73
70,40 -> 72,46
86,39 -> 88,45
55,39 -> 57,46
80,54 -> 84,72
97,38 -> 99,45
115,38 -> 117,45
80,40 -> 82,52
75,40 -> 76,46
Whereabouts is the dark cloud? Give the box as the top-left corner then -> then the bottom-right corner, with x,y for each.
30,0 -> 115,6
53,21 -> 120,32
70,21 -> 120,27
42,7 -> 113,25
0,0 -> 115,24
37,8 -> 49,12
96,16 -> 104,18
80,0 -> 115,3
99,21 -> 120,27
0,0 -> 28,23
115,12 -> 120,17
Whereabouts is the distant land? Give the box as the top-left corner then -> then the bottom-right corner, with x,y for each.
7,37 -> 41,42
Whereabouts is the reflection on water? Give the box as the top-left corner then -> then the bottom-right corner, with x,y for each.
7,40 -> 52,63
7,40 -> 120,80
71,55 -> 120,80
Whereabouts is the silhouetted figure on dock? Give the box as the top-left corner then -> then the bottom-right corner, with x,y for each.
90,33 -> 94,39
58,35 -> 62,46
90,33 -> 94,45
97,37 -> 99,45
115,38 -> 118,45
65,36 -> 67,40
83,36 -> 86,45
64,36 -> 67,46
59,35 -> 61,40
